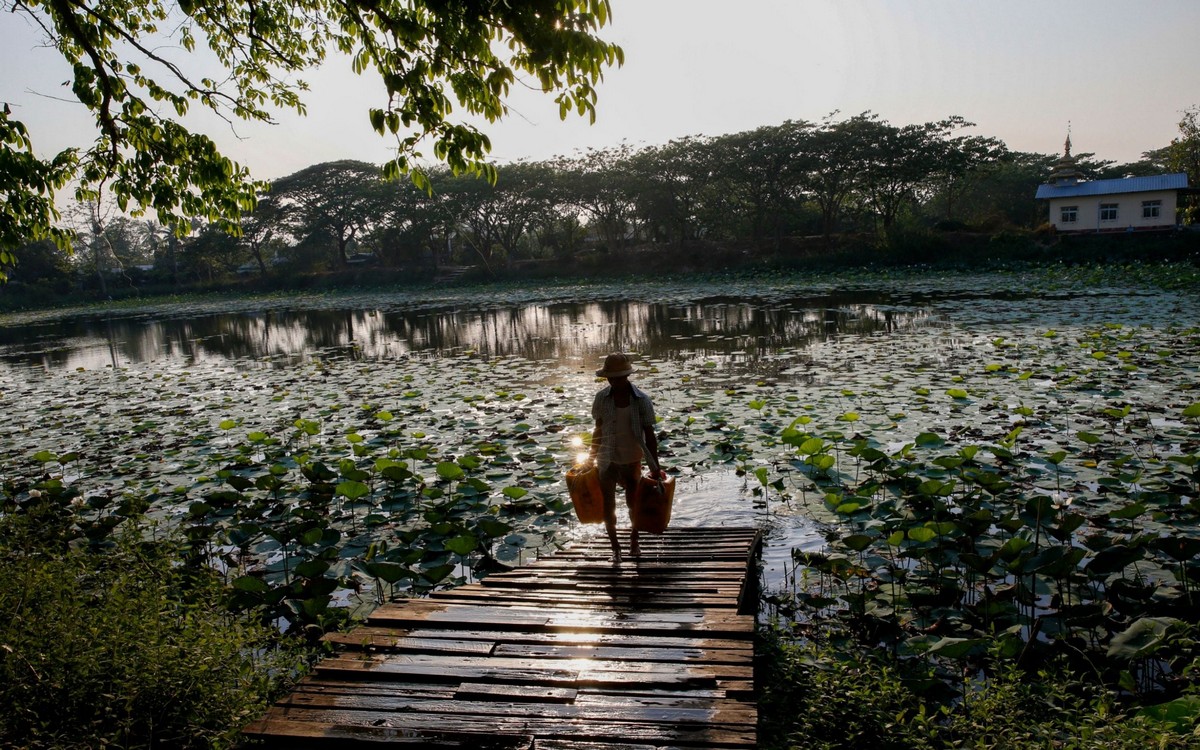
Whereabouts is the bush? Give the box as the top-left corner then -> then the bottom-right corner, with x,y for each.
0,513 -> 310,750
758,630 -> 1196,750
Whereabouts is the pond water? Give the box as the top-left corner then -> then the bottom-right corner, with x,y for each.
2,274 -> 1198,606
0,292 -> 926,373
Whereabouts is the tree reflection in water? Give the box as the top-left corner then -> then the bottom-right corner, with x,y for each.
0,294 -> 933,374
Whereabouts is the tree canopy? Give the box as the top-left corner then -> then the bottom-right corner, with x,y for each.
0,0 -> 623,279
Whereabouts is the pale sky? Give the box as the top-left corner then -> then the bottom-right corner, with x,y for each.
2,0 -> 1198,182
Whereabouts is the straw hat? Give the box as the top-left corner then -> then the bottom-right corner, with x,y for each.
596,352 -> 635,378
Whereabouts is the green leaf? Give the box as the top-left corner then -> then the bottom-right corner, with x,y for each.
298,526 -> 324,546
445,534 -> 478,555
841,534 -> 873,552
295,559 -> 330,579
366,561 -> 411,584
336,480 -> 370,500
1138,696 -> 1200,733
1086,544 -> 1144,574
797,437 -> 824,456
927,637 -> 988,659
908,527 -> 937,543
436,462 -> 465,481
1107,617 -> 1179,660
420,563 -> 455,583
231,575 -> 269,593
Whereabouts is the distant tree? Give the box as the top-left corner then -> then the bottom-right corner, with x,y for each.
433,162 -> 554,272
1097,159 -> 1170,179
64,201 -> 121,296
236,198 -> 281,275
925,132 -> 1008,222
3,239 -> 71,286
271,161 -> 390,267
629,137 -> 716,248
180,224 -> 244,282
1144,106 -> 1200,223
533,211 -> 588,261
798,114 -> 873,239
709,121 -> 813,247
852,115 -> 984,231
1162,106 -> 1200,185
556,146 -> 641,255
370,177 -> 443,270
1,0 -> 622,271
949,151 -> 1057,229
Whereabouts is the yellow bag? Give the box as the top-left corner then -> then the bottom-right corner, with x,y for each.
628,471 -> 675,534
565,463 -> 604,524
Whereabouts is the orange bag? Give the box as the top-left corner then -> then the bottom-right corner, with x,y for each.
565,463 -> 604,524
628,471 -> 675,534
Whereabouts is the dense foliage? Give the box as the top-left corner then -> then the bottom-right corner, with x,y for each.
0,0 -> 623,280
8,107 -> 1199,301
0,502 -> 310,749
759,635 -> 1198,749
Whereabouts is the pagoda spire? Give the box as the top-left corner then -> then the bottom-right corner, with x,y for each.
1048,126 -> 1084,185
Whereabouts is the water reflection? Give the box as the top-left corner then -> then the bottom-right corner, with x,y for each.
0,294 -> 933,374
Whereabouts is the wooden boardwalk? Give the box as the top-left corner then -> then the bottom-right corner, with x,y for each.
243,527 -> 762,748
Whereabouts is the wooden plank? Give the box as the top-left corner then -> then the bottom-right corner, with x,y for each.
242,718 -> 532,748
314,651 -> 753,681
244,708 -> 757,746
366,603 -> 754,637
330,626 -> 753,653
271,692 -> 756,726
454,683 -> 579,703
323,633 -> 496,655
245,527 -> 762,749
314,656 -> 733,690
491,642 -> 750,665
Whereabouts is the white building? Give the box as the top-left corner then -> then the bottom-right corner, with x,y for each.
1035,138 -> 1188,233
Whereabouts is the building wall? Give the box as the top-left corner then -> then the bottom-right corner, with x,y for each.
1047,189 -> 1179,232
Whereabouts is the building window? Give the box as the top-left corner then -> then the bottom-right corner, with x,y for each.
1142,200 -> 1162,219
1100,203 -> 1118,222
1060,206 -> 1078,223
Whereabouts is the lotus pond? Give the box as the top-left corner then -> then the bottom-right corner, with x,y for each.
1,267 -> 1198,701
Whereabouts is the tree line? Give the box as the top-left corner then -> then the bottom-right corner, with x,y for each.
6,109 -> 1198,297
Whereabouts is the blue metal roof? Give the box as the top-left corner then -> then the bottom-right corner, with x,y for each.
1036,173 -> 1188,199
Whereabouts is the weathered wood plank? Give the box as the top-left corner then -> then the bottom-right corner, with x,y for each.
329,626 -> 753,653
454,683 -> 579,703
322,633 -> 497,655
244,527 -> 762,749
314,651 -> 753,681
272,692 -> 756,726
244,708 -> 757,746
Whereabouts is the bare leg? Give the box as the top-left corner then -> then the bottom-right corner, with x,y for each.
599,465 -> 621,564
630,528 -> 640,558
